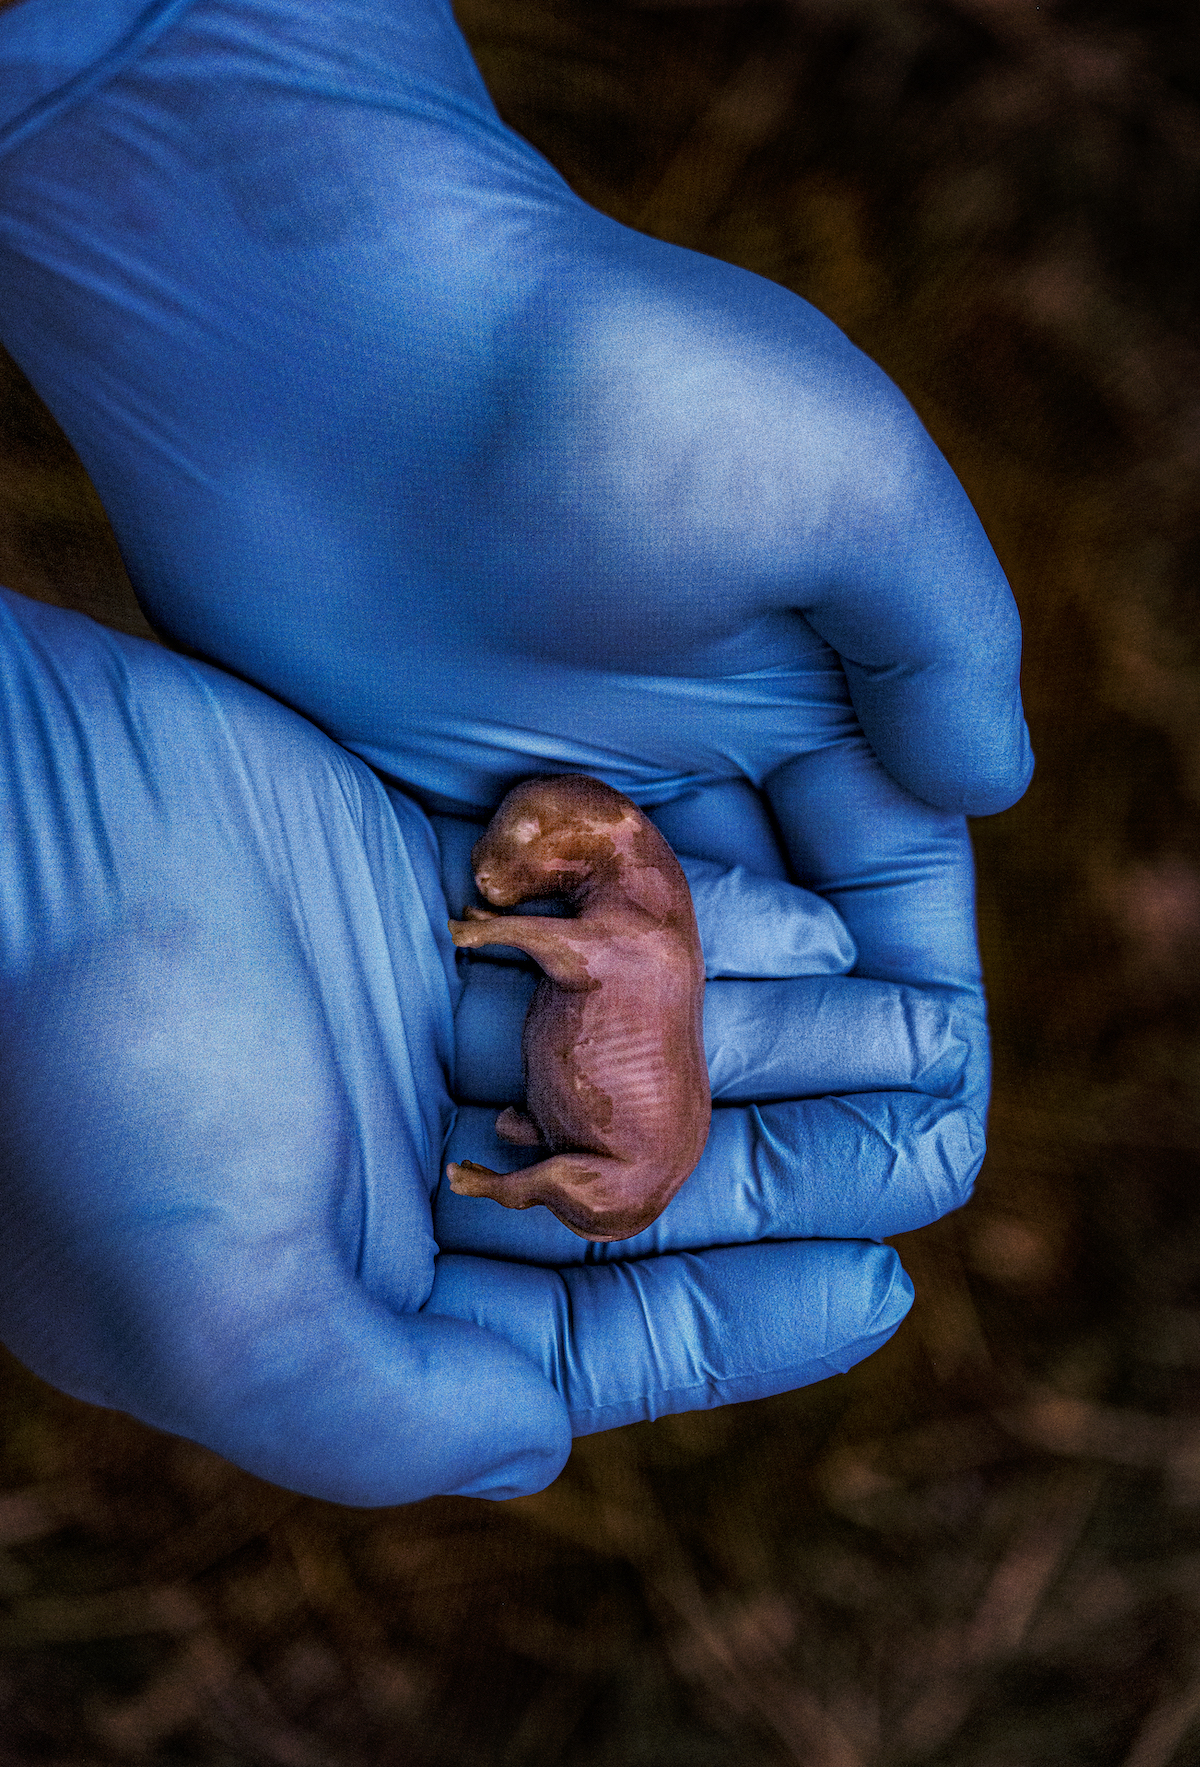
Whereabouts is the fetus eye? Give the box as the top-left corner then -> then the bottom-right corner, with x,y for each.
511,818 -> 542,846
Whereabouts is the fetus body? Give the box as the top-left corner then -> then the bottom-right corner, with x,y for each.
446,776 -> 711,1241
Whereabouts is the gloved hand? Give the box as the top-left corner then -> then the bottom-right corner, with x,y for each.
0,0 -> 1033,1492
0,587 -> 919,1505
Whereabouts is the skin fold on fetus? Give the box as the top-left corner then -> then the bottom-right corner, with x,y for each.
446,775 -> 711,1241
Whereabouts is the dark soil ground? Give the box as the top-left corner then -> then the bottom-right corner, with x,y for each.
3,2 -> 1200,1762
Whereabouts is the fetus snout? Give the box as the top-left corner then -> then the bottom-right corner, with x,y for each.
473,866 -> 520,907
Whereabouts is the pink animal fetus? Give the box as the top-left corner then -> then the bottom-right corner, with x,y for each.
446,775 -> 711,1242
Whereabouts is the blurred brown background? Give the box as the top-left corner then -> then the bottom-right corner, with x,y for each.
3,0 -> 1200,1761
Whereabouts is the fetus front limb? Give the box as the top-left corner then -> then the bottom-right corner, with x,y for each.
448,913 -> 602,990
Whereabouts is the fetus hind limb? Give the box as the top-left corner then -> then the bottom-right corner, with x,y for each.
446,1152 -> 660,1242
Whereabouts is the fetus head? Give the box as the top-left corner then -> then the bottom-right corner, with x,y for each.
471,776 -> 640,907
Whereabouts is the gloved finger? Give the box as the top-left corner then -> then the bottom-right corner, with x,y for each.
436,1087 -> 983,1259
794,402 -> 1033,817
426,1239 -> 913,1436
649,778 -> 789,878
765,739 -> 989,1119
768,740 -> 982,993
679,855 -> 856,977
453,966 -> 967,1107
453,961 -> 531,1101
431,813 -> 488,921
705,975 -> 968,1103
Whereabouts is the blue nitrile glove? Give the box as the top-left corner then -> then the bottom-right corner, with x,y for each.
0,0 -> 1033,1477
1,588 -> 918,1501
